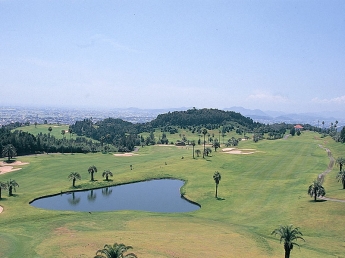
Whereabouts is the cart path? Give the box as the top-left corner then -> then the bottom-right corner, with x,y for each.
317,145 -> 345,203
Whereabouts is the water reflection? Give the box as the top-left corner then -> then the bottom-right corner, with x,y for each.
68,192 -> 80,206
102,187 -> 112,197
87,189 -> 97,202
31,179 -> 200,213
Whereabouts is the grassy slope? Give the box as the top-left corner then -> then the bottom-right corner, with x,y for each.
0,131 -> 344,257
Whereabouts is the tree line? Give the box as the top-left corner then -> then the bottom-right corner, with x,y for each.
1,108 -> 330,157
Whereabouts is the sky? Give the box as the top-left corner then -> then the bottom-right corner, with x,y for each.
1,0 -> 345,114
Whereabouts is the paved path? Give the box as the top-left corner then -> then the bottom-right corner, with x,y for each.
317,145 -> 345,203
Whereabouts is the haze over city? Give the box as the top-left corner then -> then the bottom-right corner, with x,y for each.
1,1 -> 344,115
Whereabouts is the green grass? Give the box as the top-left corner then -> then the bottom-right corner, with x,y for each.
0,131 -> 345,257
14,124 -> 70,138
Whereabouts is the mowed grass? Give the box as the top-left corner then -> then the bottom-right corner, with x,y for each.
0,131 -> 345,257
17,124 -> 70,138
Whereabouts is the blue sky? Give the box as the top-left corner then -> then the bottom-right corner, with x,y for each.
1,0 -> 344,114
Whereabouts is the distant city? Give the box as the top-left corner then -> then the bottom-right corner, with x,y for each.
0,105 -> 344,129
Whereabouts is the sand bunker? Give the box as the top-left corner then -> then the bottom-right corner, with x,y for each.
0,161 -> 29,174
113,153 -> 138,157
222,148 -> 256,155
0,206 -> 3,214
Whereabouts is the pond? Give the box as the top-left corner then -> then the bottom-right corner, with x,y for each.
30,179 -> 200,213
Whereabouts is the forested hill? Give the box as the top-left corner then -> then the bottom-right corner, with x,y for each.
150,108 -> 260,129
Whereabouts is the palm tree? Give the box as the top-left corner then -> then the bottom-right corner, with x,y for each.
47,126 -> 52,153
88,165 -> 98,181
308,180 -> 325,201
271,225 -> 305,258
68,172 -> 81,187
213,139 -> 220,152
95,243 -> 137,258
202,128 -> 207,158
336,170 -> 345,189
195,149 -> 201,157
336,157 -> 345,172
2,144 -> 17,162
102,170 -> 113,181
0,181 -> 7,199
68,128 -> 73,154
191,140 -> 196,159
213,171 -> 221,198
205,147 -> 212,157
61,130 -> 66,154
7,179 -> 19,196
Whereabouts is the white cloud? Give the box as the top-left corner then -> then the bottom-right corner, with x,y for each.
76,34 -> 139,53
312,96 -> 345,104
246,92 -> 289,103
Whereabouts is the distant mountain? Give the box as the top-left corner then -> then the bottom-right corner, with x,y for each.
224,106 -> 344,126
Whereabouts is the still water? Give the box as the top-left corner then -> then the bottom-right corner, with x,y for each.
30,179 -> 200,213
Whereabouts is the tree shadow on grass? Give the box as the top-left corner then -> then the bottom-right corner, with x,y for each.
308,199 -> 327,203
216,197 -> 225,201
71,185 -> 82,190
3,159 -> 16,164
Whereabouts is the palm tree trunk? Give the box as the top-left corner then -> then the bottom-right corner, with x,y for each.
91,172 -> 94,181
215,184 -> 218,198
192,146 -> 195,159
9,186 -> 13,196
343,180 -> 345,189
314,189 -> 317,201
73,178 -> 76,187
0,188 -> 2,199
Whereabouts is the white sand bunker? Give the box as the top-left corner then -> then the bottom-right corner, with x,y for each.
113,153 -> 138,157
222,148 -> 256,155
0,161 -> 29,174
0,206 -> 3,214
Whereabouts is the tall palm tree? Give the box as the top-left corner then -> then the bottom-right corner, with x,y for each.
95,243 -> 137,258
7,179 -> 19,196
336,157 -> 345,172
336,170 -> 345,189
202,128 -> 207,158
213,171 -> 221,198
0,181 -> 7,199
308,180 -> 325,201
271,225 -> 305,258
88,165 -> 98,181
102,170 -> 113,181
47,126 -> 53,154
191,140 -> 196,159
61,130 -> 66,154
68,172 -> 81,187
2,144 -> 17,162
68,128 -> 73,154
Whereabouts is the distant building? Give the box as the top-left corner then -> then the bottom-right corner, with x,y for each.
294,124 -> 304,130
